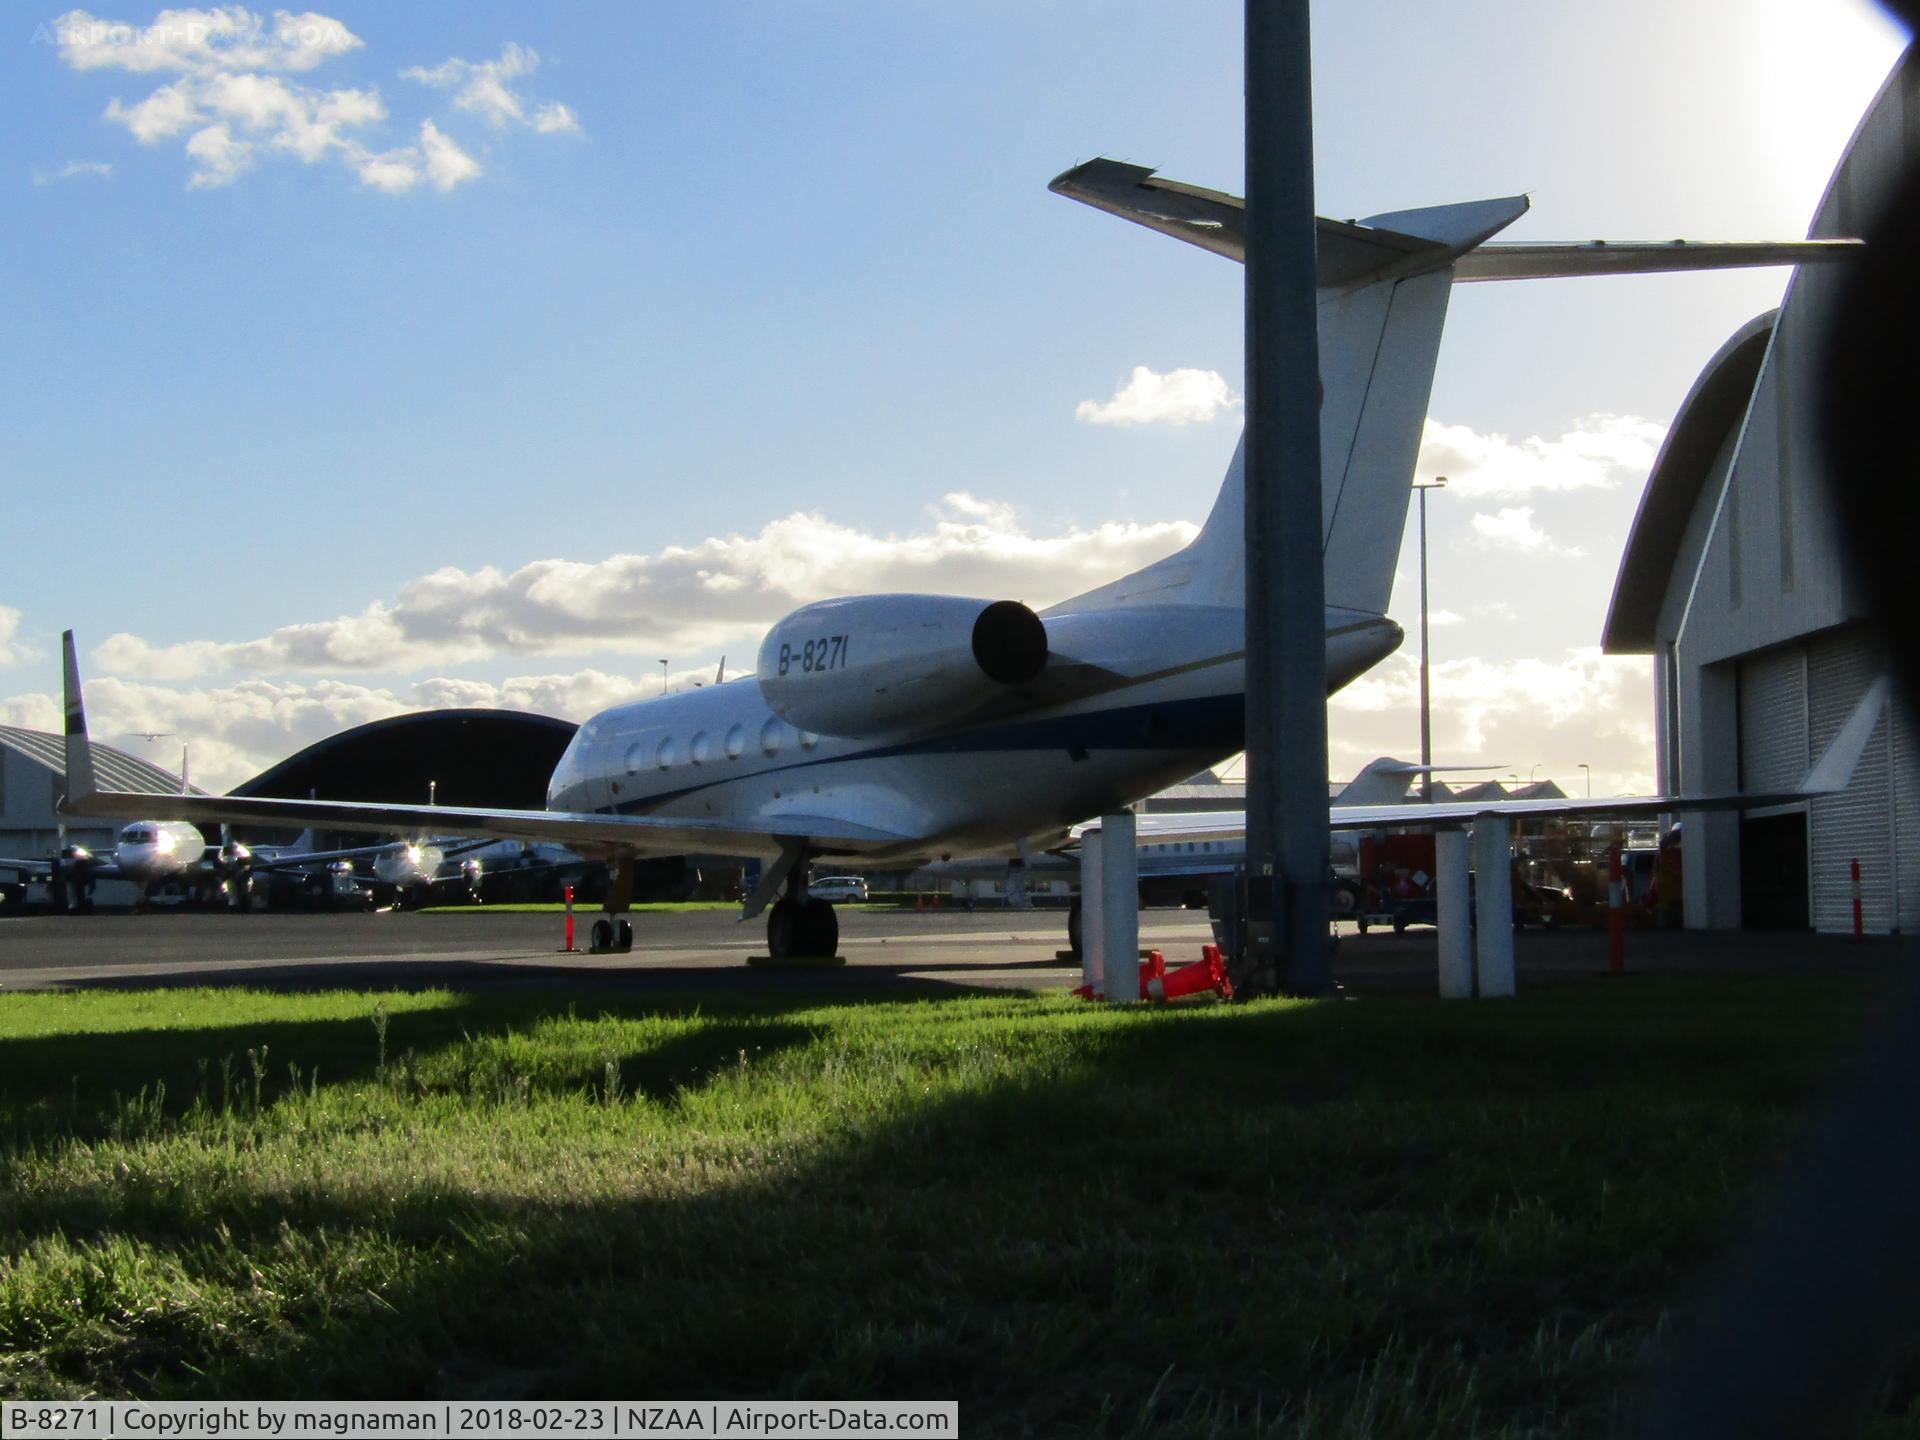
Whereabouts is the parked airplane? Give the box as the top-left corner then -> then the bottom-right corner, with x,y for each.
55,161 -> 1861,956
0,815 -> 499,914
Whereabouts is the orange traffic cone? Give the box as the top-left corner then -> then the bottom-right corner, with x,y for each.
1136,949 -> 1167,998
1146,943 -> 1234,1002
916,893 -> 925,911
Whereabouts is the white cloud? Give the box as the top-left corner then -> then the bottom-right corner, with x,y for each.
1329,647 -> 1656,799
32,159 -> 114,185
1417,413 -> 1665,498
0,668 -> 670,792
532,102 -> 579,135
419,119 -> 481,190
62,8 -> 546,193
106,79 -> 200,141
91,494 -> 1200,680
182,121 -> 252,186
52,7 -> 362,75
0,607 -> 30,667
402,42 -> 580,135
1427,608 -> 1464,627
1076,367 -> 1241,427
1468,506 -> 1582,557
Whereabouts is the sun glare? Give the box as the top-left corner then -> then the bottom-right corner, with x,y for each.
1758,0 -> 1908,223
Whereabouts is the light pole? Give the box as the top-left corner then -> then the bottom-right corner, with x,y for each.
1414,477 -> 1447,800
1578,762 -> 1591,799
659,659 -> 669,696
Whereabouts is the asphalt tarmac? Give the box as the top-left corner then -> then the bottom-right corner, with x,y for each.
0,905 -> 1178,995
0,903 -> 1899,995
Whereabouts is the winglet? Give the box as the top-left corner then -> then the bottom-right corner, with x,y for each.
1801,676 -> 1892,795
61,631 -> 98,809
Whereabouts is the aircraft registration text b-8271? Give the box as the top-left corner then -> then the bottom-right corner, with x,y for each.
775,634 -> 849,676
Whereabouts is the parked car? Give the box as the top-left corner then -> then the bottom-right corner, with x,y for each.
809,875 -> 870,903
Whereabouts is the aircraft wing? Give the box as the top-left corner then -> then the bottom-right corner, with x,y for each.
54,634 -> 912,861
1049,158 -> 1861,279
61,789 -> 909,862
1080,677 -> 1892,848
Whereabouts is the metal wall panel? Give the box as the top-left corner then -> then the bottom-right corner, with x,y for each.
1895,688 -> 1919,934
1738,646 -> 1808,791
1808,629 -> 1895,934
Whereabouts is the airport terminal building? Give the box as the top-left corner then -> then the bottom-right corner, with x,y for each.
1603,48 -> 1918,934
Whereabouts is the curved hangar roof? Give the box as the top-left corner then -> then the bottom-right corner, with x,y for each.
0,725 -> 208,795
233,708 -> 578,811
1601,309 -> 1777,654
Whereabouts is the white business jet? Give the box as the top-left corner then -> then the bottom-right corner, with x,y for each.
56,160 -> 1862,956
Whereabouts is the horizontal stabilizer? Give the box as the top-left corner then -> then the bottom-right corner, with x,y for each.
1455,238 -> 1863,282
1051,158 -> 1861,281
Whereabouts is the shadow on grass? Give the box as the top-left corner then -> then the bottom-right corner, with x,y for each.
1,976 -> 1911,1434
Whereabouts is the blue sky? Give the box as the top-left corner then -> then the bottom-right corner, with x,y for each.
0,1 -> 1907,792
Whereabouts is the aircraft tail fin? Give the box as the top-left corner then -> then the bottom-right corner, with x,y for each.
1053,195 -> 1524,617
60,632 -> 98,810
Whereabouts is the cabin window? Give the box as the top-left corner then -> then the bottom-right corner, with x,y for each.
725,724 -> 746,760
800,731 -> 820,751
624,743 -> 643,776
655,737 -> 678,770
760,718 -> 783,757
691,731 -> 712,766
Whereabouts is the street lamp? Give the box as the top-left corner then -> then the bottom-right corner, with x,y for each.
659,659 -> 669,696
1578,762 -> 1591,799
1413,476 -> 1448,800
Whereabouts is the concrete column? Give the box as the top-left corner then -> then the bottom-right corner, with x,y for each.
1100,811 -> 1139,1004
1241,0 -> 1331,997
1080,827 -> 1104,995
1435,828 -> 1472,999
1472,817 -> 1516,997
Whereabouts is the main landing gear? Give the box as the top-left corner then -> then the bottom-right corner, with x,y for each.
590,855 -> 636,954
740,842 -> 840,961
766,891 -> 838,960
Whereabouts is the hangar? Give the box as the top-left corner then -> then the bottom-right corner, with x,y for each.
231,708 -> 577,816
1602,48 -> 1918,934
0,726 -> 203,905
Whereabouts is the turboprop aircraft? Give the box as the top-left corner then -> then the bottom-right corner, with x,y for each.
55,160 -> 1862,957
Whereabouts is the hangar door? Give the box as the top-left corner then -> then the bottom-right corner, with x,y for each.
1737,646 -> 1809,930
1808,628 -> 1905,934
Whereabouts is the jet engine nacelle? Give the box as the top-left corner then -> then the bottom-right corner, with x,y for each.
757,594 -> 1048,738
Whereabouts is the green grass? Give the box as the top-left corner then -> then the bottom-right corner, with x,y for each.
0,977 -> 1913,1435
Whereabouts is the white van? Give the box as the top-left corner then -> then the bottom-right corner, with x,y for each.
809,875 -> 870,903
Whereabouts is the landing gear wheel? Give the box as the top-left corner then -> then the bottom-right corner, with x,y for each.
802,898 -> 838,957
1067,898 -> 1083,957
767,897 -> 800,959
616,919 -> 634,952
590,918 -> 614,952
768,896 -> 836,958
